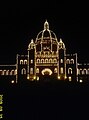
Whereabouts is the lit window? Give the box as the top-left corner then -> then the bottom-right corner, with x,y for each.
60,59 -> 63,63
83,69 -> 87,74
30,68 -> 33,74
6,70 -> 9,75
31,59 -> 33,64
45,59 -> 48,63
60,67 -> 63,74
54,68 -> 57,73
21,68 -> 26,75
69,76 -> 72,81
49,59 -> 52,63
41,59 -> 44,63
36,68 -> 39,73
53,59 -> 57,63
37,59 -> 40,63
24,60 -> 27,64
66,59 -> 70,64
20,60 -> 23,64
70,59 -> 74,64
68,68 -> 72,74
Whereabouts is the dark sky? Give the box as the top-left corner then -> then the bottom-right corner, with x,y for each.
0,2 -> 89,64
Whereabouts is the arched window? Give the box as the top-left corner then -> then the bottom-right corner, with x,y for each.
20,60 -> 23,64
10,70 -> 15,75
70,59 -> 74,64
45,59 -> 48,63
53,59 -> 57,63
68,68 -> 72,74
60,67 -> 63,74
54,68 -> 57,73
30,68 -> 33,74
77,69 -> 80,75
41,59 -> 44,63
14,69 -> 17,75
6,70 -> 9,75
80,69 -> 82,75
66,59 -> 70,64
37,59 -> 40,63
3,70 -> 7,75
21,68 -> 26,75
60,59 -> 63,63
83,69 -> 87,74
24,60 -> 27,64
49,59 -> 52,63
36,68 -> 39,73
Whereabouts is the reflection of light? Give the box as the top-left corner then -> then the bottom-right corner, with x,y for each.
27,76 -> 29,79
58,76 -> 60,79
37,77 -> 39,81
65,76 -> 67,79
34,76 -> 36,79
11,80 -> 14,84
79,79 -> 83,83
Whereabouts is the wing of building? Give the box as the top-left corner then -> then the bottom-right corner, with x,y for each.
0,20 -> 89,83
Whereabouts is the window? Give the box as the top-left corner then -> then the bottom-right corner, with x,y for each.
36,68 -> 39,73
66,59 -> 70,64
70,59 -> 74,64
20,60 -> 23,64
41,59 -> 44,63
60,59 -> 63,63
21,68 -> 26,75
53,59 -> 57,63
37,59 -> 40,63
45,59 -> 48,63
24,60 -> 27,64
54,68 -> 57,73
30,68 -> 33,74
3,70 -> 7,75
80,69 -> 82,75
10,70 -> 15,75
49,59 -> 52,63
69,76 -> 72,81
60,67 -> 63,74
68,68 -> 72,74
6,70 -> 9,75
83,69 -> 87,74
31,59 -> 33,64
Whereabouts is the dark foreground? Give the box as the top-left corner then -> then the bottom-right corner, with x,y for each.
0,79 -> 89,120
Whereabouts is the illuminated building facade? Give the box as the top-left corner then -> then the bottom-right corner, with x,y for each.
0,20 -> 89,83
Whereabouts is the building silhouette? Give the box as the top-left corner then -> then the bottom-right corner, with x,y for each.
0,20 -> 89,83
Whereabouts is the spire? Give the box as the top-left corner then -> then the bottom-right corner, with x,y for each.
60,38 -> 63,43
31,39 -> 34,43
44,20 -> 49,30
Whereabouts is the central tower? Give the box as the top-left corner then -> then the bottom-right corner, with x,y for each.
27,20 -> 66,81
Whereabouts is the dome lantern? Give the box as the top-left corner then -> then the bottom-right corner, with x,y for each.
44,20 -> 49,30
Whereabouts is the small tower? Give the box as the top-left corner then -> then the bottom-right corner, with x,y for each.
58,38 -> 66,80
27,39 -> 36,80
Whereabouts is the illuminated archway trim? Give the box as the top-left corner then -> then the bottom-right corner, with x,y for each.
42,68 -> 52,75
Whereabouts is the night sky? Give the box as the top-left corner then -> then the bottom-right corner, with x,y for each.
0,2 -> 89,64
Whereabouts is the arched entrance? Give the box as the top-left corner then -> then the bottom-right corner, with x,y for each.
42,68 -> 52,75
41,68 -> 52,81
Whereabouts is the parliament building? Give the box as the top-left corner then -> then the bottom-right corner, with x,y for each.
0,20 -> 89,84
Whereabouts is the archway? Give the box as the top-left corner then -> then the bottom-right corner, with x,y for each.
42,68 -> 52,75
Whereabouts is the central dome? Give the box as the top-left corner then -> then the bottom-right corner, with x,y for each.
35,20 -> 57,43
